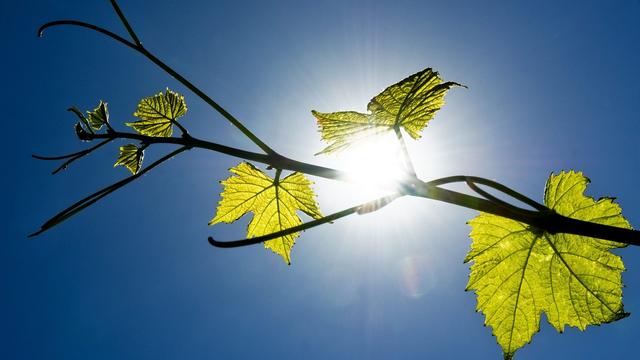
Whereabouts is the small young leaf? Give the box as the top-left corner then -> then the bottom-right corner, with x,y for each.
86,100 -> 109,131
466,171 -> 632,359
209,162 -> 323,264
114,144 -> 144,174
313,67 -> 463,154
126,88 -> 187,137
68,106 -> 93,133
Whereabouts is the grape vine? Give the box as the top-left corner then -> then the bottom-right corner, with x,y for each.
32,1 -> 638,358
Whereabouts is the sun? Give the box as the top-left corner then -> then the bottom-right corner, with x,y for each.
331,131 -> 411,200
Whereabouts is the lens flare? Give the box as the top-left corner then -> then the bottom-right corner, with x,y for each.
397,255 -> 437,298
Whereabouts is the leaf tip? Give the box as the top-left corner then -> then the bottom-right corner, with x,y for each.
451,81 -> 468,89
614,311 -> 630,321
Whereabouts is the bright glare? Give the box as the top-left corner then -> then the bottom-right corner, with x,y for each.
332,132 -> 410,199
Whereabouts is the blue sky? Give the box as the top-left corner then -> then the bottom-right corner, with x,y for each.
3,0 -> 640,359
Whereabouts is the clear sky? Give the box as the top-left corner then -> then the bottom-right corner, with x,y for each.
3,0 -> 640,359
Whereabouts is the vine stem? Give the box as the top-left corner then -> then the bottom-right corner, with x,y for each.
209,193 -> 400,248
32,139 -> 111,160
33,2 -> 639,247
209,173 -> 639,247
109,0 -> 141,46
65,129 -> 638,247
393,126 -> 417,177
38,18 -> 275,155
427,175 -> 548,212
29,146 -> 189,237
33,138 -> 113,174
86,130 -> 348,181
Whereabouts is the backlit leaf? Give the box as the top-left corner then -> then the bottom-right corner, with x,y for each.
312,67 -> 463,153
114,144 -> 144,174
86,100 -> 109,131
466,171 -> 631,359
126,88 -> 187,137
209,162 -> 323,264
368,68 -> 464,139
311,111 -> 389,154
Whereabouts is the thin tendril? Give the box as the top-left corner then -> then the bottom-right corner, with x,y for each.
426,175 -> 547,211
209,193 -> 399,248
29,146 -> 188,237
109,0 -> 141,46
32,138 -> 113,174
35,12 -> 640,246
38,20 -> 138,50
38,18 -> 276,155
464,177 -> 542,217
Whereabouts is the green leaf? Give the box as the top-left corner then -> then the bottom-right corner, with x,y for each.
311,111 -> 389,154
312,67 -> 463,154
114,144 -> 144,174
368,68 -> 464,139
209,162 -> 323,264
126,88 -> 187,137
466,171 -> 631,359
86,100 -> 109,131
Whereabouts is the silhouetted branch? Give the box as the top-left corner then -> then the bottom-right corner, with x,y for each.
35,3 -> 639,247
209,193 -> 400,248
32,138 -> 113,174
109,0 -> 141,46
29,146 -> 188,237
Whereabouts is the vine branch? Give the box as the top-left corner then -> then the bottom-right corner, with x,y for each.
109,0 -> 141,46
38,10 -> 275,155
33,126 -> 640,246
33,138 -> 113,174
209,193 -> 401,247
393,126 -> 417,177
32,1 -> 640,249
29,146 -> 189,237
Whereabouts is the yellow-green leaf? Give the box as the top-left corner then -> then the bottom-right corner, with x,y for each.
209,162 -> 323,264
312,67 -> 463,154
368,68 -> 464,139
311,111 -> 390,154
86,100 -> 109,131
466,171 -> 631,359
114,144 -> 144,174
126,88 -> 187,137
